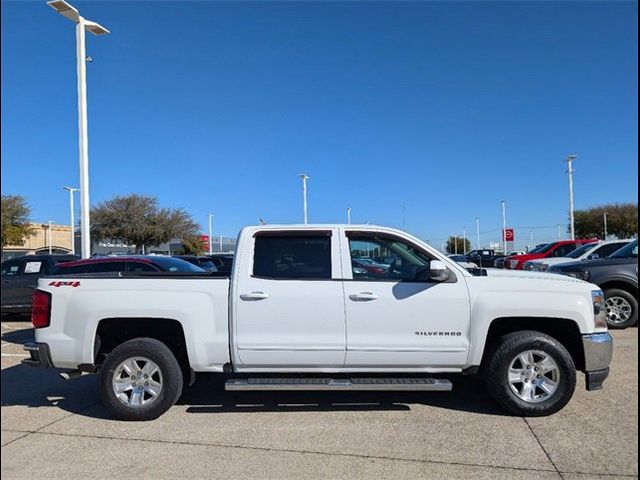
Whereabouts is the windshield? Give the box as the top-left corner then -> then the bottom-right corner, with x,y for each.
151,257 -> 206,272
529,243 -> 551,254
566,243 -> 594,259
609,240 -> 638,259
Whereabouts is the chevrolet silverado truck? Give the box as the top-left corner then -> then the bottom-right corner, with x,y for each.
23,225 -> 613,421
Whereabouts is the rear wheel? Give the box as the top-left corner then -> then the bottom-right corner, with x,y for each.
604,288 -> 638,329
484,331 -> 576,416
98,338 -> 183,421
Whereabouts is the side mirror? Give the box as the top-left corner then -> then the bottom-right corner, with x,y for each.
429,260 -> 450,282
587,253 -> 599,260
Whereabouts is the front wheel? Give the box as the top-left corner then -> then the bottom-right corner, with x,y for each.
98,338 -> 184,421
484,331 -> 576,417
604,288 -> 638,329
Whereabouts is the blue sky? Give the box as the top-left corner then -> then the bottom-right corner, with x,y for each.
2,1 -> 637,249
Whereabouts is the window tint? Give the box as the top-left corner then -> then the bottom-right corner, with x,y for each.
1,260 -> 23,276
127,262 -> 158,273
57,264 -> 92,275
253,235 -> 331,279
89,262 -> 127,273
596,243 -> 629,258
552,244 -> 578,257
610,240 -> 638,259
349,235 -> 431,281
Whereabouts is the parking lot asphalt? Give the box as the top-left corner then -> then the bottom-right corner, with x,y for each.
1,319 -> 637,480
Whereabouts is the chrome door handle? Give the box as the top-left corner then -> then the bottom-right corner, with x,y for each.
349,292 -> 379,302
239,292 -> 270,301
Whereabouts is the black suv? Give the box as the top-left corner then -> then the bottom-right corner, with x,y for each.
549,239 -> 638,329
1,254 -> 79,316
465,249 -> 505,268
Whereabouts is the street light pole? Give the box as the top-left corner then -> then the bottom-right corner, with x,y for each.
63,186 -> 79,255
603,212 -> 608,239
475,217 -> 480,249
299,174 -> 309,224
208,214 -> 214,255
48,1 -> 109,259
463,228 -> 467,255
558,224 -> 562,239
347,207 -> 351,225
564,154 -> 577,240
501,200 -> 507,255
48,221 -> 54,255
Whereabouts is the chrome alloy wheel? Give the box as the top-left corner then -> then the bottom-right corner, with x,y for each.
112,357 -> 163,407
508,350 -> 560,403
606,296 -> 633,325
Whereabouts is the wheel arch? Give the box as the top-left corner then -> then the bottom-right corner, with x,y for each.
93,317 -> 190,373
479,317 -> 585,372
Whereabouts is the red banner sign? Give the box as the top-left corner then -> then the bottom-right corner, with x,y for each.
503,228 -> 515,242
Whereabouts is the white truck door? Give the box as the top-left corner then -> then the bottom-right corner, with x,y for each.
342,231 -> 471,368
233,229 -> 346,368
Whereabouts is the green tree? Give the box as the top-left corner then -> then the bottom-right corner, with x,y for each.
574,203 -> 638,239
446,236 -> 471,255
91,194 -> 200,253
1,195 -> 34,248
180,235 -> 207,255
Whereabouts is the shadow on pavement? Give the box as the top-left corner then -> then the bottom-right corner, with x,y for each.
1,325 -> 34,346
181,374 -> 507,416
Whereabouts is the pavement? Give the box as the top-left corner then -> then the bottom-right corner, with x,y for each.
1,319 -> 637,479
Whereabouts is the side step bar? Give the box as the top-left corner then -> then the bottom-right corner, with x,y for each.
225,377 -> 452,392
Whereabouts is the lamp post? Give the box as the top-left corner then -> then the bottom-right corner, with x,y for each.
603,212 -> 608,239
462,228 -> 467,255
564,154 -> 577,240
501,200 -> 507,254
558,224 -> 562,239
62,186 -> 79,254
475,217 -> 480,249
48,221 -> 54,255
299,174 -> 309,224
347,207 -> 351,225
208,214 -> 214,255
48,1 -> 109,259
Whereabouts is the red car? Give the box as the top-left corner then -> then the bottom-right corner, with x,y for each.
55,255 -> 205,274
503,239 -> 599,270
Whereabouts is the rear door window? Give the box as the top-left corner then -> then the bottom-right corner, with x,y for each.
127,262 -> 158,273
596,242 -> 629,258
253,235 -> 331,279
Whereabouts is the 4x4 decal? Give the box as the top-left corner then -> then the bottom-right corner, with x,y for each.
49,281 -> 81,288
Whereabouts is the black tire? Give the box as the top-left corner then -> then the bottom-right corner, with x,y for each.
98,337 -> 184,421
604,288 -> 638,329
484,331 -> 576,417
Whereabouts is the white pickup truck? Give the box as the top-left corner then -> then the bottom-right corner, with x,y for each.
24,224 -> 613,421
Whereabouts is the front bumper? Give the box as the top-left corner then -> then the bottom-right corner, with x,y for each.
22,342 -> 54,368
582,332 -> 613,391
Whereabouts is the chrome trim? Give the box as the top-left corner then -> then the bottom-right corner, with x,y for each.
582,333 -> 613,372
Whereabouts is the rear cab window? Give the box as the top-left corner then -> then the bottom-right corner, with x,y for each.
252,232 -> 333,280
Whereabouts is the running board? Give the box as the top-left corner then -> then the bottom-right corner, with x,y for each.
225,377 -> 452,392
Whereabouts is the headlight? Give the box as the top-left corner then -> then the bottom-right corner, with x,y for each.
565,271 -> 590,281
509,260 -> 519,269
592,290 -> 607,329
523,263 -> 534,271
539,264 -> 549,272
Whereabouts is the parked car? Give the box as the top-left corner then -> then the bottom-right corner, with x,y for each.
504,239 -> 598,270
206,254 -> 234,274
1,254 -> 79,315
24,224 -> 612,420
549,239 -> 638,329
523,240 -> 632,272
447,254 -> 479,269
173,256 -> 218,272
55,255 -> 206,275
465,249 -> 504,268
352,258 -> 387,275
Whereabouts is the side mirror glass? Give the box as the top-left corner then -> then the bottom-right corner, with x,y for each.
588,253 -> 599,260
429,260 -> 450,282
